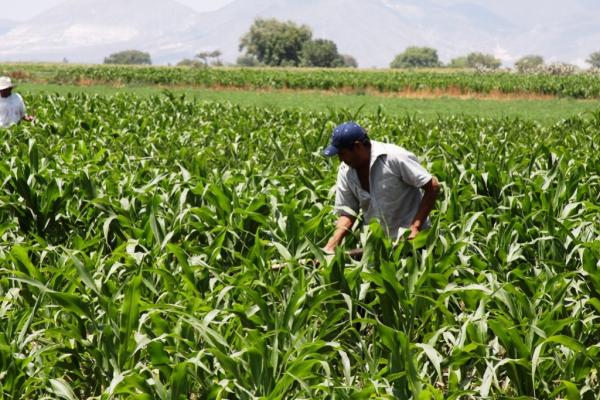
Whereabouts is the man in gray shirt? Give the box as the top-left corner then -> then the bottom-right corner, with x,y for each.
0,76 -> 34,128
322,121 -> 439,253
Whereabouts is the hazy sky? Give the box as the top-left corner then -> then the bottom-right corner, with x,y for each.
6,0 -> 594,23
4,0 -> 236,21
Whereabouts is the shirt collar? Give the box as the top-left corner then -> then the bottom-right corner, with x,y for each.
369,140 -> 388,169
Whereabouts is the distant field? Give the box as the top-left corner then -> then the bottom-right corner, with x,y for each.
20,83 -> 600,124
4,62 -> 600,99
7,63 -> 600,123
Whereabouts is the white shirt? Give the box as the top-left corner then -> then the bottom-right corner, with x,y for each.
334,140 -> 432,238
0,93 -> 26,128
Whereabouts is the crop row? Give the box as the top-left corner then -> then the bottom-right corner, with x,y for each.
5,63 -> 600,99
0,93 -> 599,398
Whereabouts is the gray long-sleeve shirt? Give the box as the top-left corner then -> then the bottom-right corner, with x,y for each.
0,93 -> 26,128
334,140 -> 432,238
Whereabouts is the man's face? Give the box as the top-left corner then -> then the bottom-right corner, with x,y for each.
338,142 -> 367,169
0,88 -> 12,98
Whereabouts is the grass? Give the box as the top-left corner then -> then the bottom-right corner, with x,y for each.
19,82 -> 600,124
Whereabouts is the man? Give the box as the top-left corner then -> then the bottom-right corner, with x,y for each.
0,76 -> 34,128
322,121 -> 439,253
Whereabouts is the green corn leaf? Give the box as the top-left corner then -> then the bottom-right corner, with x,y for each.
119,273 -> 143,368
49,378 -> 78,400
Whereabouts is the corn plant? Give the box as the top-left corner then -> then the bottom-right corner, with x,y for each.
0,92 -> 598,399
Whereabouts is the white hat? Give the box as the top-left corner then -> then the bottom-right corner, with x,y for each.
0,76 -> 14,90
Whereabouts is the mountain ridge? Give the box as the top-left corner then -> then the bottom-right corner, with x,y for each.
0,0 -> 598,67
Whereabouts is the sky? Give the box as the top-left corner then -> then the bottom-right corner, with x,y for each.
4,0 -> 236,21
6,0 -> 596,24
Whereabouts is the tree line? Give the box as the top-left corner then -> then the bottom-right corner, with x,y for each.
389,48 -> 600,72
103,18 -> 600,71
103,19 -> 356,68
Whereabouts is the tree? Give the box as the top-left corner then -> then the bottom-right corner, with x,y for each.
586,51 -> 600,68
300,39 -> 344,68
176,58 -> 205,68
514,55 -> 544,72
465,52 -> 502,69
341,54 -> 358,68
196,50 -> 222,66
104,50 -> 152,65
448,53 -> 502,69
239,18 -> 312,66
390,47 -> 441,68
236,55 -> 261,67
448,56 -> 468,68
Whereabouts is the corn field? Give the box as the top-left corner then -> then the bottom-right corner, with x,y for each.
5,63 -> 600,99
0,92 -> 599,399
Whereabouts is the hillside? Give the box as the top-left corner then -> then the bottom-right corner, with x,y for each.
0,0 -> 598,67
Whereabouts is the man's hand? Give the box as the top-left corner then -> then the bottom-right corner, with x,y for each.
321,245 -> 336,255
408,177 -> 439,240
408,224 -> 420,240
323,215 -> 355,254
23,115 -> 35,123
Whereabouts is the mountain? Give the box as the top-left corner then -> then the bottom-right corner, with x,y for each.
0,0 -> 598,67
189,0 -> 516,67
171,0 -> 600,67
0,0 -> 201,63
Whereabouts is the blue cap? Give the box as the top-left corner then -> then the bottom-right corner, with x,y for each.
323,121 -> 368,157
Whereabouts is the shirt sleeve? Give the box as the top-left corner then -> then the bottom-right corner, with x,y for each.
334,165 -> 360,217
17,94 -> 26,117
389,149 -> 432,188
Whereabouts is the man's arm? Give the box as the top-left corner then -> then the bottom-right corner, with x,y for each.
323,214 -> 355,254
18,95 -> 34,123
409,177 -> 440,240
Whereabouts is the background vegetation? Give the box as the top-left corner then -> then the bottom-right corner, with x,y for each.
104,50 -> 152,66
4,63 -> 600,99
